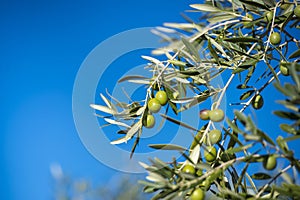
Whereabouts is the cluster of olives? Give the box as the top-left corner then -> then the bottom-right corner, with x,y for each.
181,164 -> 206,200
199,108 -> 225,122
143,91 -> 168,128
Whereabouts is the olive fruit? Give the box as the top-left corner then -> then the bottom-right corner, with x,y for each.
243,13 -> 254,28
155,90 -> 168,106
199,109 -> 210,120
280,63 -> 289,76
190,188 -> 205,200
209,109 -> 225,122
263,155 -> 277,170
196,169 -> 203,177
204,146 -> 217,162
265,11 -> 274,22
207,129 -> 222,145
143,114 -> 155,128
251,94 -> 264,110
295,5 -> 300,18
182,164 -> 196,175
147,98 -> 161,113
270,32 -> 281,45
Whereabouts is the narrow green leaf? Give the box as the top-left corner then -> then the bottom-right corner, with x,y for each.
118,75 -> 148,83
251,172 -> 271,180
225,143 -> 253,154
289,49 -> 300,59
273,111 -> 300,120
280,124 -> 297,135
190,4 -> 221,12
224,37 -> 261,43
90,104 -> 116,115
160,114 -> 198,131
148,144 -> 187,151
276,136 -> 290,154
240,90 -> 255,100
182,37 -> 201,62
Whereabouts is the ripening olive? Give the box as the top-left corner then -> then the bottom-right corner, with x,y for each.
207,129 -> 222,145
294,5 -> 300,18
147,98 -> 161,113
204,146 -> 217,162
263,155 -> 277,170
155,91 -> 168,106
270,32 -> 281,45
182,164 -> 196,175
199,109 -> 210,120
209,109 -> 225,122
251,94 -> 264,110
190,188 -> 205,200
143,114 -> 155,128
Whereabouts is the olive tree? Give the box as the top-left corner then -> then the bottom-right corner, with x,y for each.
91,0 -> 300,199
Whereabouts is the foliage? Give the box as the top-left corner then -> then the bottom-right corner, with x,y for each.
91,0 -> 300,199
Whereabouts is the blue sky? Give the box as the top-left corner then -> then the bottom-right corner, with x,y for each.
1,0 -> 299,200
0,0 -> 198,199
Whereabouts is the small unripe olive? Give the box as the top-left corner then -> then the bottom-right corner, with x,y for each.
207,129 -> 222,145
263,155 -> 277,170
143,114 -> 155,128
204,146 -> 217,162
251,94 -> 264,110
294,5 -> 300,18
265,11 -> 274,22
182,164 -> 196,175
196,169 -> 203,177
147,98 -> 161,113
199,109 -> 210,120
209,109 -> 225,122
270,32 -> 281,45
190,188 -> 205,200
155,91 -> 168,106
280,63 -> 289,76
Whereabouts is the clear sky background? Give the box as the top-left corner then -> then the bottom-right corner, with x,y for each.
1,0 -> 298,200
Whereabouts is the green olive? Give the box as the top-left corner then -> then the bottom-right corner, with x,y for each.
207,129 -> 222,145
265,11 -> 274,22
280,63 -> 289,76
155,91 -> 168,106
190,188 -> 205,200
209,109 -> 225,122
204,146 -> 217,162
251,94 -> 264,110
143,114 -> 155,128
182,164 -> 196,175
199,109 -> 210,120
270,32 -> 281,45
196,169 -> 203,177
294,5 -> 300,18
147,98 -> 161,113
263,155 -> 277,170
